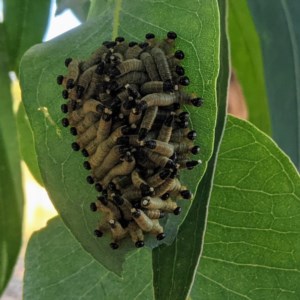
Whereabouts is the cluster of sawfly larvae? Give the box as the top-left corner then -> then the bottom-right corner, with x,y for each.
57,31 -> 203,250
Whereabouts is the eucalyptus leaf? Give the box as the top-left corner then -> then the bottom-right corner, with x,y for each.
247,0 -> 300,169
24,217 -> 154,300
192,116 -> 300,299
20,0 -> 219,274
17,102 -> 43,186
3,0 -> 51,71
228,0 -> 271,135
0,25 -> 23,295
152,0 -> 229,299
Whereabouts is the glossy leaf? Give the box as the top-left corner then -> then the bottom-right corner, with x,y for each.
24,217 -> 154,300
20,0 -> 219,274
192,116 -> 300,299
17,102 -> 43,186
228,0 -> 271,135
152,0 -> 229,299
3,0 -> 51,71
0,25 -> 23,295
247,0 -> 300,169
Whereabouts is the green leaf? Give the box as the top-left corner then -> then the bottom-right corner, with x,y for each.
3,0 -> 51,71
247,0 -> 300,169
20,0 -> 219,274
16,102 -> 44,186
152,1 -> 229,299
228,0 -> 271,135
0,25 -> 23,295
192,116 -> 300,299
24,217 -> 154,300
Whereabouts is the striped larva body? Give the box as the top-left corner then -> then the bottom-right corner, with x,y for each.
75,122 -> 99,149
94,196 -> 121,220
115,71 -> 149,88
112,194 -> 133,221
74,112 -> 101,135
138,106 -> 158,140
141,196 -> 179,214
81,44 -> 109,71
144,209 -> 165,219
144,139 -> 174,157
88,125 -> 133,168
99,155 -> 136,188
65,59 -> 82,89
77,65 -> 98,98
151,47 -> 172,82
157,114 -> 174,142
144,148 -> 176,169
109,59 -> 145,77
146,169 -> 171,188
124,43 -> 145,60
92,145 -> 128,180
108,219 -> 128,241
140,81 -> 174,95
140,52 -> 160,81
127,222 -> 144,248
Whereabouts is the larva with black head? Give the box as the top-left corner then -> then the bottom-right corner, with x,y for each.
58,31 -> 204,249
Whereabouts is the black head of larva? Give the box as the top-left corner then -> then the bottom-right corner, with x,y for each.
187,130 -> 197,140
59,31 -> 204,249
60,104 -> 68,113
105,41 -> 117,49
61,118 -> 69,127
95,183 -> 103,192
145,33 -> 155,39
180,190 -> 193,200
65,58 -> 72,67
175,65 -> 185,76
174,50 -> 185,60
90,202 -> 97,212
94,229 -> 103,238
139,42 -> 149,49
110,242 -> 119,250
156,233 -> 166,241
71,142 -> 80,151
178,76 -> 190,86
191,97 -> 204,107
70,127 -> 77,136
190,145 -> 200,155
173,207 -> 182,215
135,240 -> 145,248
86,176 -> 94,185
167,31 -> 177,40
128,41 -> 138,47
83,161 -> 91,170
115,36 -> 125,43
81,149 -> 89,157
66,79 -> 74,89
62,90 -> 69,99
56,75 -> 64,85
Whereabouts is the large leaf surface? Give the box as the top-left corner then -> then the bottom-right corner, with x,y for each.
247,0 -> 300,169
0,25 -> 23,295
20,0 -> 219,274
152,0 -> 228,299
192,116 -> 300,299
228,0 -> 271,135
3,0 -> 51,71
24,217 -> 154,300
